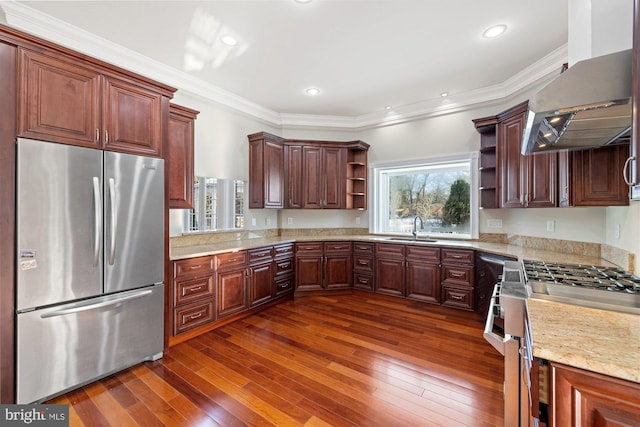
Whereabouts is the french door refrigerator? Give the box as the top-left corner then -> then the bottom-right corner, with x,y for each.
16,138 -> 165,404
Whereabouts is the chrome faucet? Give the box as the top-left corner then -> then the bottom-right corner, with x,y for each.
412,215 -> 424,240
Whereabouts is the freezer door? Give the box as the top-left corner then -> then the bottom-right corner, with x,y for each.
16,284 -> 164,404
104,152 -> 164,293
17,138 -> 103,311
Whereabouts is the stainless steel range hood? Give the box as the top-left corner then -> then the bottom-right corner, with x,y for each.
522,49 -> 632,155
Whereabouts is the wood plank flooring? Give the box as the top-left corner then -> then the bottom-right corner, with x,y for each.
49,291 -> 505,426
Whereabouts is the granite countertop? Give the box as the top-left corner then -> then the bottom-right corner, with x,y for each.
528,298 -> 640,383
170,234 -> 614,267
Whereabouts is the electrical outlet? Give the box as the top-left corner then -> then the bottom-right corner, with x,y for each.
546,220 -> 555,232
287,217 -> 293,225
487,219 -> 502,229
265,217 -> 271,226
251,218 -> 257,226
355,216 -> 361,225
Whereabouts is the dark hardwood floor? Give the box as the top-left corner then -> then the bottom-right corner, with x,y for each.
49,291 -> 505,426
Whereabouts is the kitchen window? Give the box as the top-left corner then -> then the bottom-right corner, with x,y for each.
371,153 -> 478,239
183,178 -> 245,232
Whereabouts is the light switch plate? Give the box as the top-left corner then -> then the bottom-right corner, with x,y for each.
546,220 -> 555,232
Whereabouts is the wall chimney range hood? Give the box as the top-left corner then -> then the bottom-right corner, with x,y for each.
522,49 -> 632,155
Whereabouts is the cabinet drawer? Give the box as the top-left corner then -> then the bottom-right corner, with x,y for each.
215,251 -> 246,270
353,254 -> 374,272
174,275 -> 214,306
275,275 -> 294,297
296,242 -> 323,253
353,242 -> 374,254
274,243 -> 294,258
441,264 -> 474,287
324,241 -> 352,253
406,246 -> 440,262
375,243 -> 405,258
174,300 -> 215,335
275,258 -> 294,275
441,285 -> 474,311
441,248 -> 474,265
248,246 -> 273,264
174,256 -> 214,279
353,272 -> 374,291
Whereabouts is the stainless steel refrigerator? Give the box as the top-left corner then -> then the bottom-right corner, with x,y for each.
16,138 -> 165,404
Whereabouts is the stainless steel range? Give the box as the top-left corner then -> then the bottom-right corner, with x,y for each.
484,259 -> 640,427
523,259 -> 640,313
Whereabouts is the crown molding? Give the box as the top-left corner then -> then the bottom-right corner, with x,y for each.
1,0 -> 567,130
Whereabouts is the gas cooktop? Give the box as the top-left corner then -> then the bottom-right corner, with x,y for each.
522,259 -> 640,312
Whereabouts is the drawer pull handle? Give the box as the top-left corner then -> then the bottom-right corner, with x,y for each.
189,313 -> 203,320
227,258 -> 238,262
358,278 -> 369,284
280,262 -> 291,268
279,283 -> 289,288
450,272 -> 465,278
450,294 -> 463,300
358,260 -> 369,265
451,255 -> 463,259
189,286 -> 203,292
189,265 -> 202,269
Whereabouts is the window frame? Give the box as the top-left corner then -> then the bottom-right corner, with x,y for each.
369,152 -> 479,239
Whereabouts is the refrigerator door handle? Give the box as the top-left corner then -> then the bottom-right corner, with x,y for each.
108,177 -> 116,265
92,177 -> 101,267
40,289 -> 153,318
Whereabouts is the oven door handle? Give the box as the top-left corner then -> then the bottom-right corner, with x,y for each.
483,285 -> 510,355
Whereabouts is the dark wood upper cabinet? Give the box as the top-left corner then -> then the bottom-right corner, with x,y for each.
473,116 -> 499,209
19,49 -> 101,149
303,145 -> 346,209
250,134 -> 368,210
102,76 -> 164,156
168,104 -> 198,209
285,144 -> 303,208
248,132 -> 285,209
497,102 -> 557,208
18,48 -> 171,157
569,145 -> 629,207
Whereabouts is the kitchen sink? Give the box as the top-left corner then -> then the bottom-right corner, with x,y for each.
386,237 -> 438,243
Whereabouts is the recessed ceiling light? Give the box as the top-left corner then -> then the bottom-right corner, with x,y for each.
482,24 -> 508,39
220,35 -> 239,46
294,0 -> 313,3
440,92 -> 449,97
305,87 -> 320,96
384,106 -> 392,110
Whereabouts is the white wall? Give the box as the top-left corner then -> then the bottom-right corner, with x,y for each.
606,204 -> 640,273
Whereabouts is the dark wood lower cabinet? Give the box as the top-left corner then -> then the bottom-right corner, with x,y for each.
248,261 -> 274,307
406,261 -> 441,303
217,266 -> 248,318
551,363 -> 640,427
375,257 -> 405,297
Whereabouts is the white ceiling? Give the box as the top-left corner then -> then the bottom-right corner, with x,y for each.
4,0 -> 569,124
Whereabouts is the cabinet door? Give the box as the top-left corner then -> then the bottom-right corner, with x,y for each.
103,76 -> 163,157
325,254 -> 352,289
572,145 -> 629,206
406,261 -> 440,304
375,257 -> 405,297
323,147 -> 346,209
285,144 -> 303,208
18,49 -> 101,148
552,363 -> 640,427
499,112 -> 526,208
217,267 -> 248,318
263,139 -> 285,208
295,255 -> 323,291
168,104 -> 197,209
525,152 -> 557,208
302,146 -> 323,208
249,262 -> 274,307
